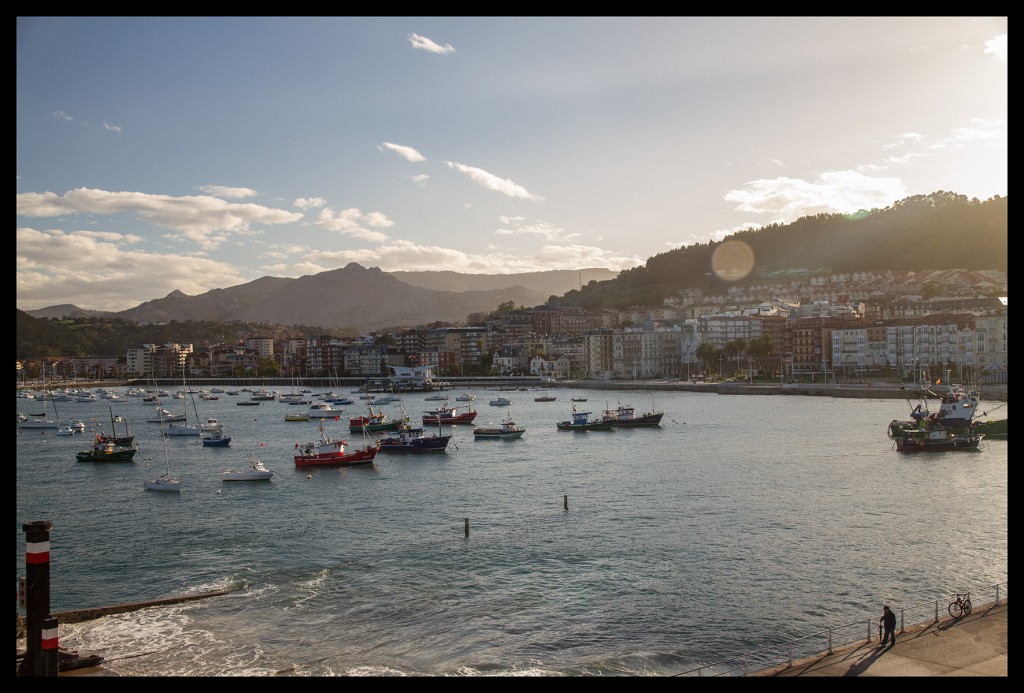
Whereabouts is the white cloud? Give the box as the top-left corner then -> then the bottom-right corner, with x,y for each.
723,171 -> 907,221
379,142 -> 426,162
293,197 -> 327,209
493,218 -> 579,241
196,185 -> 259,199
16,187 -> 302,251
16,227 -> 248,312
408,33 -> 455,55
985,34 -> 1007,61
314,207 -> 393,242
50,111 -> 87,126
300,238 -> 639,275
444,161 -> 541,201
410,174 -> 430,187
101,121 -> 123,133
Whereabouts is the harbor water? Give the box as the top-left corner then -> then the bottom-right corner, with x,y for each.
16,388 -> 1008,676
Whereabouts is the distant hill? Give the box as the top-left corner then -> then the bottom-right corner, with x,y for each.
24,264 -> 564,332
23,304 -> 111,320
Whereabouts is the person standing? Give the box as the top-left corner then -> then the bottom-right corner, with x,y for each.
880,605 -> 897,646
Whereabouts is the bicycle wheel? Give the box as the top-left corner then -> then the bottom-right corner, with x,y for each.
963,598 -> 972,615
949,601 -> 962,618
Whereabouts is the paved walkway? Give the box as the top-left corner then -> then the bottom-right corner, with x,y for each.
752,600 -> 1007,677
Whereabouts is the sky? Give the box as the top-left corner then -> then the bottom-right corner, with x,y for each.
16,17 -> 1007,312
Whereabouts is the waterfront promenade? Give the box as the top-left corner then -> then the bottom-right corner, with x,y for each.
49,601 -> 1008,677
752,600 -> 1007,677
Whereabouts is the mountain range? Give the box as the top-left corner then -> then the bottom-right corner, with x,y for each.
24,265 -> 618,332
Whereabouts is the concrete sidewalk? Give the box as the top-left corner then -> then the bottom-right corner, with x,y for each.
753,601 -> 1007,677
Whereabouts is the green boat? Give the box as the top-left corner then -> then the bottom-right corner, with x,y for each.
971,418 -> 1008,439
348,408 -> 405,433
76,441 -> 138,462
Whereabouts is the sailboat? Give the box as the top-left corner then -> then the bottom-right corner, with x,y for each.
97,401 -> 134,446
166,367 -> 201,436
145,397 -> 181,492
20,366 -> 59,429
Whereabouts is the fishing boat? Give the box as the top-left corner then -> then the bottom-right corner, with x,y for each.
222,453 -> 274,481
601,403 -> 664,427
422,403 -> 477,426
556,407 -> 614,431
489,397 -> 513,407
201,430 -> 232,447
294,420 -> 380,467
895,427 -> 984,452
889,381 -> 1007,439
455,393 -> 476,402
349,406 -> 402,433
76,440 -> 138,462
377,421 -> 451,453
473,416 -> 526,440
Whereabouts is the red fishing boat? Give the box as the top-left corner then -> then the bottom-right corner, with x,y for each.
422,403 -> 477,426
294,420 -> 380,467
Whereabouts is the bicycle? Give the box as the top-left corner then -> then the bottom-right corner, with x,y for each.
948,592 -> 972,618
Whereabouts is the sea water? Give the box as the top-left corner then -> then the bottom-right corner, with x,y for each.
16,389 -> 1008,676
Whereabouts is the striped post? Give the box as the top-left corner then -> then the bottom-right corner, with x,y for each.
40,616 -> 59,676
19,520 -> 54,677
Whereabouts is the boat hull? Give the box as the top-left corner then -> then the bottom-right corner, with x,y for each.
76,448 -> 137,462
473,430 -> 525,439
294,445 -> 379,467
556,421 -> 614,431
895,433 -> 983,452
378,430 -> 451,452
422,412 -> 477,426
222,471 -> 273,481
202,436 -> 232,447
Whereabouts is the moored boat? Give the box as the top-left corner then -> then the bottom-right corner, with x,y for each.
601,403 -> 664,427
473,416 -> 526,439
76,440 -> 138,462
895,427 -> 983,452
557,407 -> 614,431
222,453 -> 274,481
422,404 -> 477,426
349,406 -> 402,433
294,421 -> 380,467
889,381 -> 1006,439
377,422 -> 451,453
201,430 -> 232,447
489,397 -> 513,407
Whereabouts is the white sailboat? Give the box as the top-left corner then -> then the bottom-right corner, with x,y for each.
145,398 -> 181,493
166,367 -> 201,436
20,366 -> 60,429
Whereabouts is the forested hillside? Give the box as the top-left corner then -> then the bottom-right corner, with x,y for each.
556,192 -> 1006,309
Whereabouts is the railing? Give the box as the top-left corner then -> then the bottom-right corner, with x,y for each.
673,582 -> 1007,677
